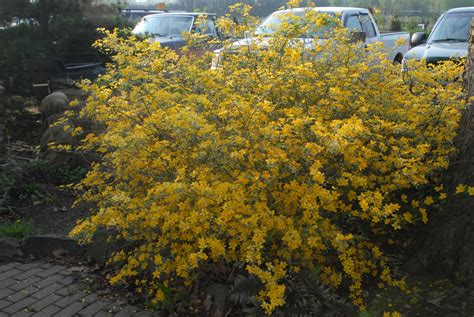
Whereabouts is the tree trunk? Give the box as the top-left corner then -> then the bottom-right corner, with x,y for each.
405,20 -> 474,286
38,0 -> 49,41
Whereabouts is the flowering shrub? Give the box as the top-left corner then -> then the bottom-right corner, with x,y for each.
70,4 -> 465,314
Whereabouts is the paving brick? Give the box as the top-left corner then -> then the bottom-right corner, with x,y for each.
9,276 -> 42,291
7,286 -> 39,303
0,263 -> 19,273
0,288 -> 14,299
33,274 -> 63,288
133,311 -> 157,317
30,293 -> 61,311
35,266 -> 65,278
3,296 -> 36,314
54,291 -> 87,308
15,268 -> 45,280
0,261 -> 154,317
80,293 -> 100,306
79,300 -> 111,316
53,301 -> 84,316
0,278 -> 17,289
38,264 -> 53,270
32,283 -> 63,300
0,268 -> 21,281
16,263 -> 40,271
0,299 -> 13,309
57,275 -> 76,287
55,284 -> 79,296
55,286 -> 71,297
114,305 -> 140,317
106,303 -> 122,313
58,270 -> 72,277
31,304 -> 61,317
31,312 -> 51,317
12,311 -> 33,316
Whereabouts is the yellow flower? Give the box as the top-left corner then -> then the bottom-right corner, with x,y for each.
455,184 -> 467,194
468,187 -> 474,196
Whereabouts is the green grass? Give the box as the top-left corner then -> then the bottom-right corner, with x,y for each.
0,221 -> 34,239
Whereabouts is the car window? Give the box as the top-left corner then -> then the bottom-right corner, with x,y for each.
255,11 -> 337,38
196,18 -> 218,37
429,12 -> 474,42
345,15 -> 363,32
359,14 -> 376,38
133,16 -> 194,37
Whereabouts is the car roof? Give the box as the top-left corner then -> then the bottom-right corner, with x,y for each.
274,7 -> 369,15
122,9 -> 163,12
144,12 -> 216,18
446,7 -> 474,13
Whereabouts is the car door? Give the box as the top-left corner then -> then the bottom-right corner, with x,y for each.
345,14 -> 363,33
359,13 -> 378,45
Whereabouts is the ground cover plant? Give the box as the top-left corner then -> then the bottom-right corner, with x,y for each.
69,3 -> 466,314
0,220 -> 34,239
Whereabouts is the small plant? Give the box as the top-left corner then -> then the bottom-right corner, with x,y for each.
359,310 -> 376,317
229,271 -> 354,316
0,220 -> 34,239
409,291 -> 419,305
29,159 -> 88,184
0,157 -> 87,210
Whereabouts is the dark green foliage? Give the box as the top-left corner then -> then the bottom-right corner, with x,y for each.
28,159 -> 88,184
390,16 -> 402,32
0,0 -> 129,96
0,25 -> 43,95
230,274 -> 265,309
0,220 -> 34,239
282,271 -> 355,317
229,272 -> 355,316
0,157 -> 86,210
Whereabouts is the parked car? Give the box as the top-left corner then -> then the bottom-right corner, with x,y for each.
212,7 -> 410,68
24,53 -> 105,102
121,9 -> 164,23
132,12 -> 220,50
403,7 -> 474,68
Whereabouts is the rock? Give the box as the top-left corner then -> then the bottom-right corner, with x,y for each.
0,85 -> 4,95
41,112 -> 64,132
40,91 -> 68,118
39,114 -> 99,167
39,119 -> 81,166
40,119 -> 76,151
0,238 -> 23,259
22,235 -> 85,258
85,228 -> 131,265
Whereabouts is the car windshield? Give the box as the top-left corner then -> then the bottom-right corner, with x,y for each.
122,11 -> 162,23
133,15 -> 194,37
254,11 -> 337,38
429,12 -> 474,42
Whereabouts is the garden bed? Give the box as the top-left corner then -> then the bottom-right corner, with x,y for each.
0,96 -> 88,238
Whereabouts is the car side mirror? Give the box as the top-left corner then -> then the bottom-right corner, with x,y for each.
350,31 -> 367,43
410,32 -> 427,47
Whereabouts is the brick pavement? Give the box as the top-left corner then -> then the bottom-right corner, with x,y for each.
0,262 -> 160,317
